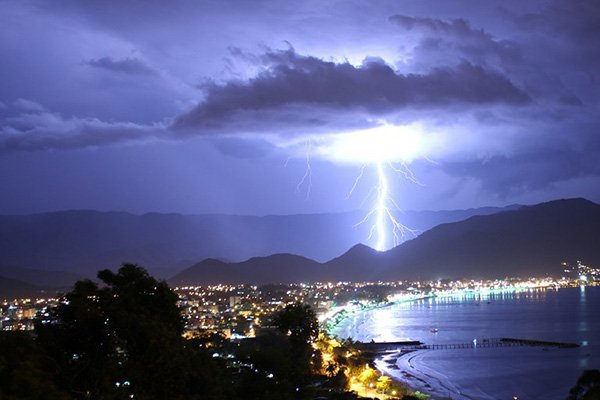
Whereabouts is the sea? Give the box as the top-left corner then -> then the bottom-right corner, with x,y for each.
332,286 -> 600,400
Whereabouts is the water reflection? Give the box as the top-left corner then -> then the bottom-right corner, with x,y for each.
340,287 -> 600,400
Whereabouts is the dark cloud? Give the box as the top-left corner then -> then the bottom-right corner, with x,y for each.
390,6 -> 599,108
84,56 -> 156,75
508,0 -> 600,40
439,107 -> 600,193
506,1 -> 600,81
391,15 -> 484,36
444,146 -> 600,195
2,0 -> 600,212
389,15 -> 522,69
174,49 -> 529,133
0,102 -> 164,152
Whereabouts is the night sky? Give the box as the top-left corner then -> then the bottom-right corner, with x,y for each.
1,0 -> 599,215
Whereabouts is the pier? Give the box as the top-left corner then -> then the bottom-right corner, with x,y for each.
355,337 -> 580,352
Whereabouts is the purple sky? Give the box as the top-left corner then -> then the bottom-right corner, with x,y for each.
1,0 -> 599,215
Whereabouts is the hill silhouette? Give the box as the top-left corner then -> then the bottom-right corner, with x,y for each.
0,265 -> 83,287
376,198 -> 600,279
0,275 -> 43,300
174,198 -> 600,284
0,206 -> 516,277
170,254 -> 325,285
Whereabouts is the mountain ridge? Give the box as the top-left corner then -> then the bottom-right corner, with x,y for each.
173,198 -> 600,285
4,198 -> 598,291
171,253 -> 324,285
0,204 -> 520,276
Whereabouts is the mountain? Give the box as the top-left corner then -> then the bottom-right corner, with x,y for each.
173,198 -> 600,284
325,243 -> 386,281
0,265 -> 84,287
6,199 -> 594,286
0,267 -> 80,298
0,275 -> 44,300
170,254 -> 325,285
0,205 -> 517,277
376,198 -> 600,280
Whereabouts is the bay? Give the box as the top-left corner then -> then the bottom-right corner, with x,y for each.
333,286 -> 600,399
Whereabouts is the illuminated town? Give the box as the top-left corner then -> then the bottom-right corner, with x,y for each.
5,263 -> 598,333
2,261 -> 598,399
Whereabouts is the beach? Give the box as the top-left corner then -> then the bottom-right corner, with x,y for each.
376,351 -> 465,400
328,287 -> 600,399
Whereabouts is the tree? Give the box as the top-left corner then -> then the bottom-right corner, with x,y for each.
567,369 -> 600,400
0,332 -> 69,400
326,361 -> 338,377
270,303 -> 321,398
35,279 -> 117,397
36,264 -> 232,400
233,335 -> 298,400
357,364 -> 378,387
272,303 -> 319,350
376,375 -> 392,394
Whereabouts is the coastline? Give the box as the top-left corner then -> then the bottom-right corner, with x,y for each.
374,350 -> 496,400
323,292 -> 434,338
375,351 -> 460,400
324,286 -> 551,338
323,286 -> 565,399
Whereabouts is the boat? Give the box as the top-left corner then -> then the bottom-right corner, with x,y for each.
430,328 -> 439,333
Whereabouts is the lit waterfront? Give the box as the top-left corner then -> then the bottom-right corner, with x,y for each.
2,268 -> 599,399
334,286 -> 600,399
3,262 -> 598,337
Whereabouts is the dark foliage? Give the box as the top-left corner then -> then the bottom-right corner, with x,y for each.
228,303 -> 322,400
272,302 -> 319,350
35,264 -> 232,400
567,369 -> 600,400
1,266 -> 374,400
0,332 -> 69,400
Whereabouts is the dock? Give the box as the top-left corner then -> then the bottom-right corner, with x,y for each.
355,337 -> 580,352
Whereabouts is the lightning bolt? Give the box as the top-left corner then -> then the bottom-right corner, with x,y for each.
352,162 -> 419,251
289,128 -> 424,250
345,164 -> 366,200
295,139 -> 312,200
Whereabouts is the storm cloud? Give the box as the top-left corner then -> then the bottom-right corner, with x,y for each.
174,49 -> 529,134
389,15 -> 522,68
0,100 -> 164,152
0,0 -> 599,214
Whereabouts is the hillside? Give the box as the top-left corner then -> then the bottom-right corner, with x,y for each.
4,199 -> 596,286
0,205 -> 515,276
0,265 -> 84,287
170,254 -> 325,285
377,198 -> 600,279
0,276 -> 44,300
173,198 -> 600,284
